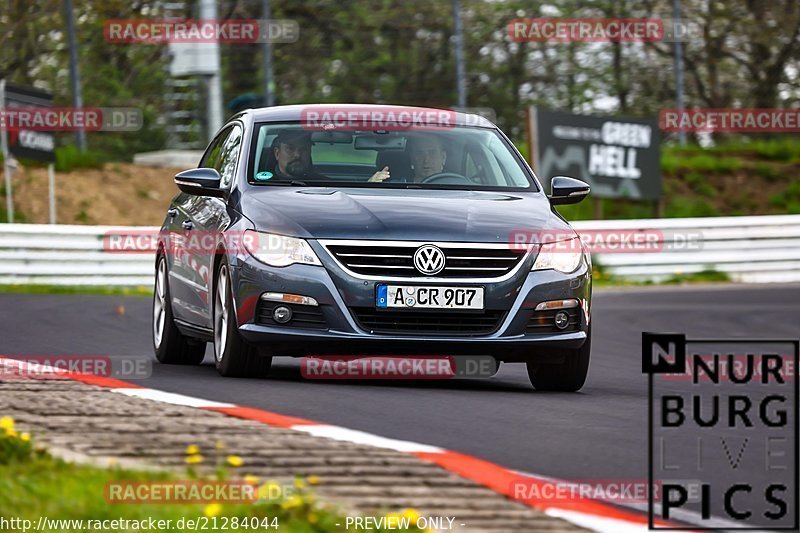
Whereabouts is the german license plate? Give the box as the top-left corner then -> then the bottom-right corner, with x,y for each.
376,285 -> 484,309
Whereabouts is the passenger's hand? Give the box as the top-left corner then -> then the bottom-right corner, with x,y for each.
368,166 -> 390,182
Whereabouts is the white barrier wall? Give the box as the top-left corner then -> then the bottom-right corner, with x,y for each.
0,224 -> 157,286
0,215 -> 798,286
572,215 -> 800,283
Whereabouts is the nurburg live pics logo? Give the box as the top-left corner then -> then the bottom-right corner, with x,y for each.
642,333 -> 798,530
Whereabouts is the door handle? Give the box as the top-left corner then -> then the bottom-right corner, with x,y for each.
181,220 -> 194,230
167,208 -> 178,218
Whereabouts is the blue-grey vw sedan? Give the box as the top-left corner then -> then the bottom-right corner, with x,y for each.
152,104 -> 593,391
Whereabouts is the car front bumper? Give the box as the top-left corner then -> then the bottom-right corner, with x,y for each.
229,248 -> 591,363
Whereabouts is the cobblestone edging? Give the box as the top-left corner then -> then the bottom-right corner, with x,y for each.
1,375 -> 585,533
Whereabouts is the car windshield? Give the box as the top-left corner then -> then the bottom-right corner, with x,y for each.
248,122 -> 537,191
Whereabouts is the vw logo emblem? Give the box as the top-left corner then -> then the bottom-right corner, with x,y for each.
413,245 -> 446,275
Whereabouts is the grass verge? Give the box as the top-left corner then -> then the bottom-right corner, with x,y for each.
0,285 -> 153,297
0,417 -> 426,532
592,265 -> 731,287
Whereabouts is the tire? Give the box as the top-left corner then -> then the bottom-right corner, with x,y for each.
213,258 -> 272,378
527,326 -> 591,392
152,254 -> 206,365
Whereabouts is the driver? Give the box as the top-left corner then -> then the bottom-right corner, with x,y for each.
270,131 -> 328,180
368,133 -> 447,184
409,133 -> 447,182
271,130 -> 400,183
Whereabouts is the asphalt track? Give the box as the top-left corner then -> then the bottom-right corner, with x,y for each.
2,284 -> 798,528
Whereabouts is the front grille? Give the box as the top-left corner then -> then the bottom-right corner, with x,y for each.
256,301 -> 328,329
351,307 -> 505,336
526,308 -> 581,334
324,242 -> 525,278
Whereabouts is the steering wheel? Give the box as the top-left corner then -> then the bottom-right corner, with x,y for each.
421,172 -> 472,185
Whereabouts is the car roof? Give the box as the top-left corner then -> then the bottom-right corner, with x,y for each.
233,104 -> 497,129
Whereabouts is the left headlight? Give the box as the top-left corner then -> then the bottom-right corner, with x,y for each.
531,238 -> 584,273
243,230 -> 322,267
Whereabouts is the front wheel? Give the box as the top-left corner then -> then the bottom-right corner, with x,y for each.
213,259 -> 272,378
152,255 -> 206,365
527,326 -> 591,392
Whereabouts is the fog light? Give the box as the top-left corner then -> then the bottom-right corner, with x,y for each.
273,305 -> 293,324
554,311 -> 569,330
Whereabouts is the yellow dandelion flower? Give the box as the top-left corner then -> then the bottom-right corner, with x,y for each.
20,432 -> 31,442
5,428 -> 18,438
0,417 -> 14,430
185,444 -> 200,455
243,475 -> 260,485
307,475 -> 320,485
293,478 -> 304,489
258,481 -> 283,500
280,495 -> 302,510
226,455 -> 243,467
402,508 -> 421,523
185,454 -> 204,465
204,503 -> 222,517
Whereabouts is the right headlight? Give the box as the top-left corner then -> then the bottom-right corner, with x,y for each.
243,230 -> 321,267
531,238 -> 584,273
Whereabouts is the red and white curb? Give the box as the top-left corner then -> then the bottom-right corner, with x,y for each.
1,357 -> 679,532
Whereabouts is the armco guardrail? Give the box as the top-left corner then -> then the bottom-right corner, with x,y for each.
573,214 -> 800,283
0,224 -> 158,286
0,215 -> 798,286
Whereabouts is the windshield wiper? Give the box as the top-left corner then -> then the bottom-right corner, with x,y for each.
264,180 -> 310,186
404,183 -> 472,190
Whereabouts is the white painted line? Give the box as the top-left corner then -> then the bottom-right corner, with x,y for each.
110,388 -> 236,408
545,508 -> 648,533
623,501 -> 766,531
292,424 -> 444,453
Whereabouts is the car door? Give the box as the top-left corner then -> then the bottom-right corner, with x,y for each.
168,127 -> 232,326
180,124 -> 244,328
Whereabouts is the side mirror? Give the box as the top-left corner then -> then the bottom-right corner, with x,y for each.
174,168 -> 225,197
548,176 -> 590,205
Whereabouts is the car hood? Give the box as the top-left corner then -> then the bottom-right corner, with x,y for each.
240,187 -> 576,243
